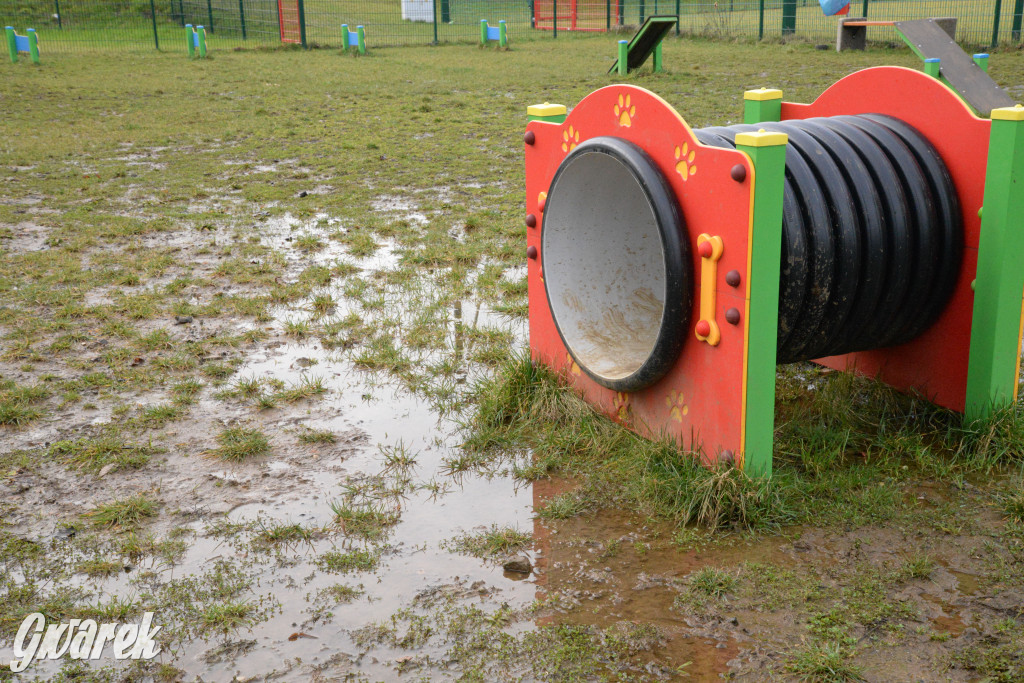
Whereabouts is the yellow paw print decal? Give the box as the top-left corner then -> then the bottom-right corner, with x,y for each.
562,125 -> 580,153
675,143 -> 697,181
665,390 -> 689,422
614,391 -> 631,421
565,352 -> 581,376
614,94 -> 636,127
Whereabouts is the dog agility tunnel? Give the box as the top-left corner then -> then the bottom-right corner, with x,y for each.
524,66 -> 1024,477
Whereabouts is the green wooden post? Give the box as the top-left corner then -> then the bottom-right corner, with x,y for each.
27,28 -> 38,63
480,19 -> 487,44
758,0 -> 765,40
782,0 -> 796,36
499,20 -> 507,47
357,25 -> 365,54
198,25 -> 207,57
734,129 -> 788,478
974,53 -> 990,71
342,23 -> 348,49
150,0 -> 160,50
924,57 -> 941,78
186,23 -> 195,58
238,0 -> 247,40
993,0 -> 1003,47
527,102 -> 567,124
6,26 -> 17,63
297,0 -> 307,48
743,88 -> 782,124
1013,0 -> 1023,41
617,39 -> 628,76
966,105 -> 1024,419
206,0 -> 214,33
653,41 -> 663,73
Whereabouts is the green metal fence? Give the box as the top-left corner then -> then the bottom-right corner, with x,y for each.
2,0 -> 1022,54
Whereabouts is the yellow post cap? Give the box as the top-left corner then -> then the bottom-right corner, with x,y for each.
735,129 -> 789,147
991,104 -> 1024,121
527,102 -> 567,117
743,88 -> 783,101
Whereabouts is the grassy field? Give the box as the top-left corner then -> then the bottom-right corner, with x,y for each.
1,34 -> 1024,681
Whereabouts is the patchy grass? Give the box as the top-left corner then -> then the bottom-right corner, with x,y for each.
445,524 -> 532,559
85,494 -> 159,530
315,548 -> 382,574
209,427 -> 271,461
49,436 -> 156,474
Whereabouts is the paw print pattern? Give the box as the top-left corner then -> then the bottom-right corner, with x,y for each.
565,352 -> 581,376
562,125 -> 580,153
665,390 -> 689,422
614,94 -> 636,127
614,391 -> 630,421
675,143 -> 697,181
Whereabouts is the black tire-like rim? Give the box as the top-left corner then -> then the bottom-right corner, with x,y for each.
540,136 -> 691,393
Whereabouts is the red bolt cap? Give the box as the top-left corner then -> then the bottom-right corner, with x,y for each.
725,269 -> 741,287
695,320 -> 711,337
524,131 -> 536,145
730,164 -> 747,183
525,214 -> 537,228
698,241 -> 713,259
527,245 -> 538,260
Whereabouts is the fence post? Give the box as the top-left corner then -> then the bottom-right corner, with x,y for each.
992,0 -> 1003,47
640,0 -> 645,24
861,0 -> 868,18
150,0 -> 160,49
178,0 -> 185,27
206,0 -> 214,33
758,0 -> 764,39
239,0 -> 247,40
553,0 -> 557,38
297,0 -> 306,47
54,0 -> 61,29
530,0 -> 535,29
675,0 -> 680,34
433,0 -> 438,44
441,0 -> 450,24
607,0 -> 611,31
782,0 -> 796,35
1013,0 -> 1023,41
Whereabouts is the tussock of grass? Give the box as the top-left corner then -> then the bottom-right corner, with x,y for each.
49,436 -> 155,474
210,426 -> 270,461
315,548 -> 381,574
786,642 -> 863,682
0,382 -> 49,426
445,524 -> 531,559
86,494 -> 159,529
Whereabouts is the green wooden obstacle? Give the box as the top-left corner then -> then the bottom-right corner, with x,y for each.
480,20 -> 507,48
186,24 -> 208,59
609,15 -> 677,76
6,27 -> 39,64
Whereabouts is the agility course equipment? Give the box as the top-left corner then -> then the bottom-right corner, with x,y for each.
609,15 -> 677,76
525,60 -> 1024,477
535,0 -> 621,32
341,24 -> 366,55
480,20 -> 508,47
6,27 -> 39,64
186,24 -> 208,58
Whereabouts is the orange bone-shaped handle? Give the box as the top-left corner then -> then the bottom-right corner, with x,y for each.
694,234 -> 723,346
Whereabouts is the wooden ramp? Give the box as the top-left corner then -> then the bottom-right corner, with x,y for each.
895,19 -> 1015,117
608,15 -> 677,75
